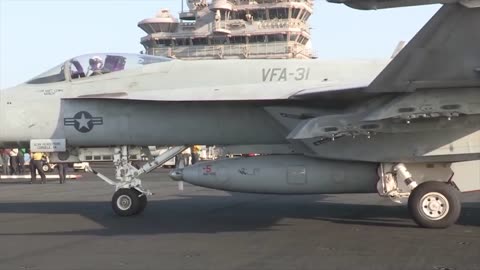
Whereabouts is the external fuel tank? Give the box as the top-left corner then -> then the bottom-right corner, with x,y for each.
171,155 -> 379,194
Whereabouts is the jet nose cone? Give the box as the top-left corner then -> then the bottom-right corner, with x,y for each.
169,168 -> 184,181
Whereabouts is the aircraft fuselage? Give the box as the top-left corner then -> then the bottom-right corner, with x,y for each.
0,58 -> 385,147
1,57 -> 479,163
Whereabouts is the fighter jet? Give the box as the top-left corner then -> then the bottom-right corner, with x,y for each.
0,3 -> 479,228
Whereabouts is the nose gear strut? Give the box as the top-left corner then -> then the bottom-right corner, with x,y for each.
86,145 -> 188,216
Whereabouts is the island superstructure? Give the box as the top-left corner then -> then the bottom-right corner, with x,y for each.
138,0 -> 314,60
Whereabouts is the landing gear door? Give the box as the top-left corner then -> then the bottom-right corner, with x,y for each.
451,160 -> 480,192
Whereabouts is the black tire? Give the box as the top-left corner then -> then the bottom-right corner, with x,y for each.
137,194 -> 148,215
408,181 -> 461,228
131,189 -> 147,215
112,188 -> 143,217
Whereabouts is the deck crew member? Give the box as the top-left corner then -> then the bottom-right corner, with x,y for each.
17,149 -> 25,174
30,152 -> 47,184
9,148 -> 18,175
191,145 -> 202,165
57,163 -> 67,184
0,149 -> 9,175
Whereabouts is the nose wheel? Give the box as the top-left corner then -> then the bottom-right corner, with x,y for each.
86,145 -> 188,217
408,181 -> 461,228
112,188 -> 148,216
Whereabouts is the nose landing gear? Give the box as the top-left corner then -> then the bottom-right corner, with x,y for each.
86,145 -> 189,216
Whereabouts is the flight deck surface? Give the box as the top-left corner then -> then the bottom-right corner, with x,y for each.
0,166 -> 479,270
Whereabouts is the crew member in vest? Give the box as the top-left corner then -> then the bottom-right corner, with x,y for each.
191,145 -> 202,165
9,148 -> 18,175
0,149 -> 9,176
17,149 -> 25,174
30,152 -> 47,184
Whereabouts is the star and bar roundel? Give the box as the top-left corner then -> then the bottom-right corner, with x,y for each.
64,111 -> 103,133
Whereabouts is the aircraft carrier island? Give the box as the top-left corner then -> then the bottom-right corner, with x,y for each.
138,0 -> 314,59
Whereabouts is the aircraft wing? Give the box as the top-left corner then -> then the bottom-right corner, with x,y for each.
277,3 -> 480,103
288,4 -> 480,142
367,3 -> 480,93
328,0 -> 479,10
280,3 -> 480,101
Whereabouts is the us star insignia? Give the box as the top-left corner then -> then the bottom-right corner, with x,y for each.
64,111 -> 103,133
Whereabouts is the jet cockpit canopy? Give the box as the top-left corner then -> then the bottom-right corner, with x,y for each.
26,62 -> 66,84
27,53 -> 172,84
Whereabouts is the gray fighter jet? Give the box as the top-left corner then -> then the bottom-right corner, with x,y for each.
1,3 -> 479,228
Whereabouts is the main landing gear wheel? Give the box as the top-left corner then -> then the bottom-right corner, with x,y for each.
408,181 -> 461,228
112,188 -> 148,216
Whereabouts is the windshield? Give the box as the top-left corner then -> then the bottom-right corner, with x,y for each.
26,63 -> 66,84
69,53 -> 171,79
25,53 -> 171,84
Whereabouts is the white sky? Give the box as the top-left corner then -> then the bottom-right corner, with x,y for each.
0,0 -> 440,88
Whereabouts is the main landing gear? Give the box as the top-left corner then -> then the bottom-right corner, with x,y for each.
408,181 -> 461,228
87,145 -> 188,216
377,163 -> 461,228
